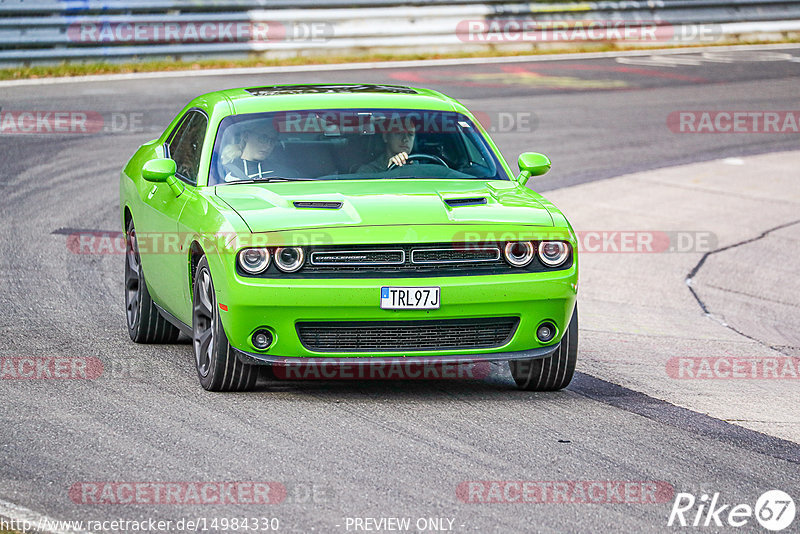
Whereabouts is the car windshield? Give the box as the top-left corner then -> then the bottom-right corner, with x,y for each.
209,108 -> 510,185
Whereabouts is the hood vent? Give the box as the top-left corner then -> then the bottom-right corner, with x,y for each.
247,84 -> 418,96
293,201 -> 343,209
444,197 -> 487,207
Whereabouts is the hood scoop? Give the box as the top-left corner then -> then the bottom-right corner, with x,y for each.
444,197 -> 488,207
293,201 -> 343,209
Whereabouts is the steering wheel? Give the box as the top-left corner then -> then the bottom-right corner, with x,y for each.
388,153 -> 450,170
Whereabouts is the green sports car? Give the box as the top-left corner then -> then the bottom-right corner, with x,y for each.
120,84 -> 578,392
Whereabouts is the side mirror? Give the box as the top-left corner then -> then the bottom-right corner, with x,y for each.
142,158 -> 176,183
516,152 -> 551,185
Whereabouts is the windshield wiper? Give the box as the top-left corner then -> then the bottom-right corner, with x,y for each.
392,176 -> 472,180
223,176 -> 316,185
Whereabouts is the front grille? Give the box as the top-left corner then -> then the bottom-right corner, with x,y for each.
301,243 -> 521,276
411,247 -> 499,264
310,249 -> 405,266
297,317 -> 519,352
237,242 -> 572,278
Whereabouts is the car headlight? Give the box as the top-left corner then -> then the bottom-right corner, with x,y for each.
504,241 -> 535,267
274,247 -> 305,272
238,247 -> 270,274
538,241 -> 570,267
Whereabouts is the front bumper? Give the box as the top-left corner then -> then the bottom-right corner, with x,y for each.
214,265 -> 578,360
235,342 -> 560,366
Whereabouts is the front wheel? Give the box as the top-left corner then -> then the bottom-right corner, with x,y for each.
510,306 -> 578,391
192,256 -> 258,392
125,220 -> 180,344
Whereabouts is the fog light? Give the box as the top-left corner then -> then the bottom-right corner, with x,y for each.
252,329 -> 273,350
536,322 -> 556,343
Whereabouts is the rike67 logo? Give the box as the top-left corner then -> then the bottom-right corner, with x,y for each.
668,490 -> 795,531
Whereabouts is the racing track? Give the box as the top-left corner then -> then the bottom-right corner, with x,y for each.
1,45 -> 799,533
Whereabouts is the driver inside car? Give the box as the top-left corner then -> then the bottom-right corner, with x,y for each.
220,120 -> 292,182
357,124 -> 417,173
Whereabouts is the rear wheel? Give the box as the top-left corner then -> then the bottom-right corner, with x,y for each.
510,306 -> 578,391
125,220 -> 180,344
192,256 -> 258,391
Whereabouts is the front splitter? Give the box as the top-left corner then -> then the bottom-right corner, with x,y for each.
234,343 -> 560,366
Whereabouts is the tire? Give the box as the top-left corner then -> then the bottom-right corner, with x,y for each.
510,306 -> 578,391
125,220 -> 181,344
192,256 -> 258,391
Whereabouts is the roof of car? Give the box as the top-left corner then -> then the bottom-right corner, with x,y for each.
209,84 -> 462,114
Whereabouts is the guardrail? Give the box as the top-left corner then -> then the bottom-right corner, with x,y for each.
2,0 -> 800,65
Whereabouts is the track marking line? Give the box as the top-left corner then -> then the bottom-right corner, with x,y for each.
0,43 -> 798,88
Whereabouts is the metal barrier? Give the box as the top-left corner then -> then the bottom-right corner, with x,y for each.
2,0 -> 800,65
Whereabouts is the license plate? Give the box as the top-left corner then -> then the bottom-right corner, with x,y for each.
380,286 -> 440,309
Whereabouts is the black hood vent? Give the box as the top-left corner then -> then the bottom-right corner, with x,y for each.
293,201 -> 343,209
248,84 -> 417,96
444,197 -> 487,207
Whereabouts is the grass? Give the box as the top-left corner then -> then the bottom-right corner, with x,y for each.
0,515 -> 23,534
1,37 -> 798,81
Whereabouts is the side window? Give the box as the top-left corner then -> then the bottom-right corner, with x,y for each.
167,111 -> 208,184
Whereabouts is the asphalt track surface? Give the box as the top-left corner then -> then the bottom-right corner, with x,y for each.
1,46 -> 799,533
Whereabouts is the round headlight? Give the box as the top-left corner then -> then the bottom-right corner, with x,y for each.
274,247 -> 304,272
504,241 -> 535,267
538,241 -> 569,267
238,247 -> 270,274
